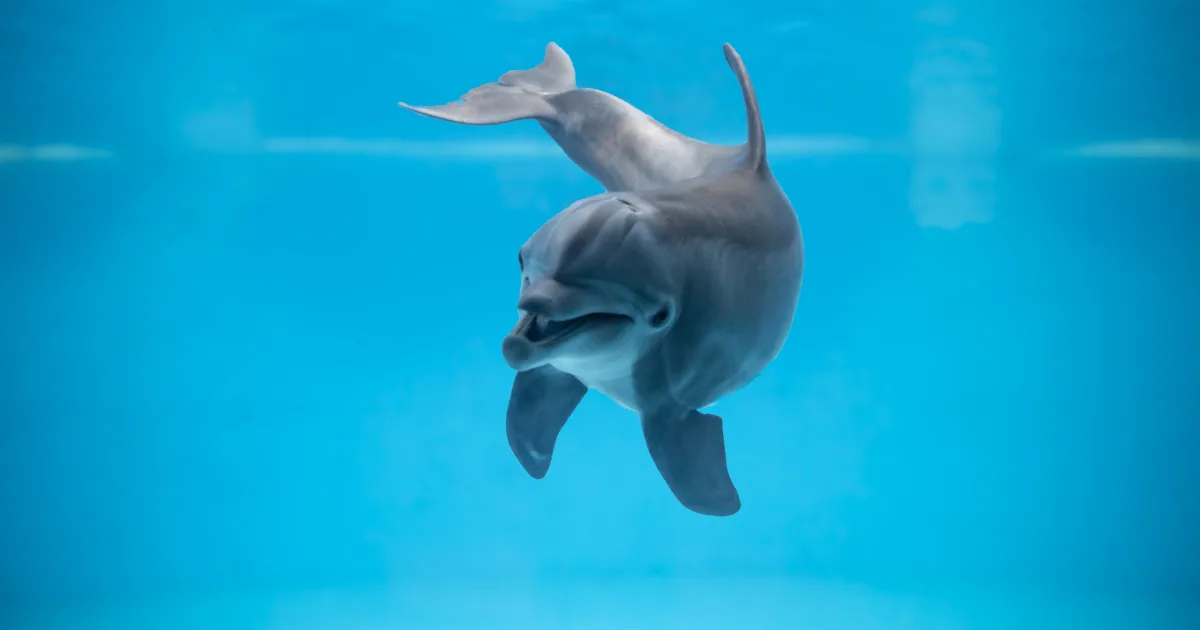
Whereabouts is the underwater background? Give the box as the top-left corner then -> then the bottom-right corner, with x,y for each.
1,0 -> 1197,628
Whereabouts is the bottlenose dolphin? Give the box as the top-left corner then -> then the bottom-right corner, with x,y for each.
400,44 -> 803,516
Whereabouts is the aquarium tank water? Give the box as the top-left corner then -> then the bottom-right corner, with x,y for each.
1,1 -> 1196,628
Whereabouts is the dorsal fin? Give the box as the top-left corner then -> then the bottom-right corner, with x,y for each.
722,43 -> 766,172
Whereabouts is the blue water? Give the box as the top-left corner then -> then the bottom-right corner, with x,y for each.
2,1 -> 1197,628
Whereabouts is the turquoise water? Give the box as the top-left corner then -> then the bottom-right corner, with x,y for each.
2,1 -> 1197,628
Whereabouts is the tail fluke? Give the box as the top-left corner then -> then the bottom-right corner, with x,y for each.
398,43 -> 576,126
500,42 -> 576,94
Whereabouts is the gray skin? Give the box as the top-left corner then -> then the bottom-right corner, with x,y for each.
399,42 -> 749,193
399,44 -> 803,516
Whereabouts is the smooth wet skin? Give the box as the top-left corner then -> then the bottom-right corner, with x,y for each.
401,43 -> 803,516
399,43 -> 747,193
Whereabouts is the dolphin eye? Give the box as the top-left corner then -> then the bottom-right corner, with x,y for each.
650,305 -> 672,328
517,251 -> 525,271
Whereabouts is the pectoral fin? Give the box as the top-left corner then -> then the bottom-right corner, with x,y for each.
506,365 -> 587,479
642,409 -> 741,516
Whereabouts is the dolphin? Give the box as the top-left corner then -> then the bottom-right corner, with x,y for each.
398,42 -> 748,193
401,44 -> 803,516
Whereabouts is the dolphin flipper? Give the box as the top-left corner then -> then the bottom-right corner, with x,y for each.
398,43 -> 575,125
506,365 -> 588,479
642,409 -> 741,516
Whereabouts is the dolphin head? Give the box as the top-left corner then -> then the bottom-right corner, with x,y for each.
501,193 -> 678,373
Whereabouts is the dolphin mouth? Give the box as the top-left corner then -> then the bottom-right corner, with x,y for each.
514,311 -> 632,345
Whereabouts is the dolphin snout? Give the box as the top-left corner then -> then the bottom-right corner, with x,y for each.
501,333 -> 537,370
516,277 -> 592,321
517,293 -> 553,316
502,312 -> 541,370
517,281 -> 567,317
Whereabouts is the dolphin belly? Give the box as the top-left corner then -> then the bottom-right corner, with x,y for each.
549,355 -> 640,411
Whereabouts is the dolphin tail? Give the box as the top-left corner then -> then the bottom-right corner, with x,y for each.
721,43 -> 767,172
398,43 -> 576,125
